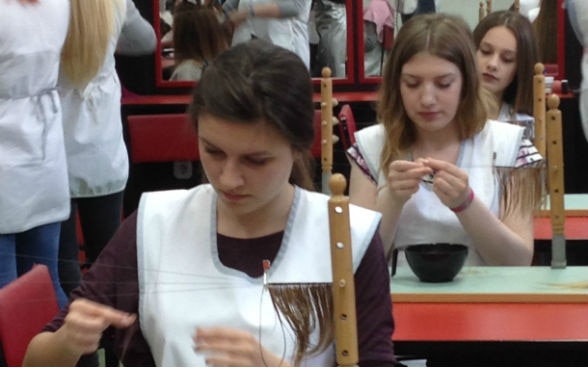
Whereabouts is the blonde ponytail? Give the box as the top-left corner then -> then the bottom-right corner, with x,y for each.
60,0 -> 122,88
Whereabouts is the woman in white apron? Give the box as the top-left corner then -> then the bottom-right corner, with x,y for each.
347,14 -> 544,267
0,0 -> 70,308
24,40 -> 396,367
224,0 -> 312,69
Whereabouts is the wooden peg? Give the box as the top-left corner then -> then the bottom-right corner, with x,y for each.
513,0 -> 520,12
479,2 -> 485,22
486,0 -> 492,14
533,63 -> 546,158
327,173 -> 358,367
546,94 -> 566,268
321,67 -> 334,194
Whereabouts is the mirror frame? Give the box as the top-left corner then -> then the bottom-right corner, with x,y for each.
356,0 -> 567,84
153,0 -> 355,89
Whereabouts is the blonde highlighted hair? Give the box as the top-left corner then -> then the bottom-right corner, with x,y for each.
60,0 -> 124,88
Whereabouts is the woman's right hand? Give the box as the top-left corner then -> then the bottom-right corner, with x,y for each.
383,159 -> 433,205
56,298 -> 136,357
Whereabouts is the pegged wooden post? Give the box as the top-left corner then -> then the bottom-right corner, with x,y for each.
321,67 -> 334,194
546,94 -> 566,268
328,173 -> 358,367
533,63 -> 546,158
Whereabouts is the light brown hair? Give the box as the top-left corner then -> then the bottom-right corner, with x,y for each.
60,0 -> 123,88
474,10 -> 539,116
378,13 -> 489,175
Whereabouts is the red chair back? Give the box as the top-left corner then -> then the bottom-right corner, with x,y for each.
0,265 -> 59,366
337,104 -> 357,150
310,110 -> 323,158
126,113 -> 199,163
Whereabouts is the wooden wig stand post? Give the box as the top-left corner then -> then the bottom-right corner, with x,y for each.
328,173 -> 358,366
321,67 -> 338,194
546,94 -> 566,268
534,63 -> 546,158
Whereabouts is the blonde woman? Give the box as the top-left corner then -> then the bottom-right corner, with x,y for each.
348,14 -> 544,267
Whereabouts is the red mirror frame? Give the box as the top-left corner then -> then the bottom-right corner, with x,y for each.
356,0 -> 567,84
153,0 -> 355,90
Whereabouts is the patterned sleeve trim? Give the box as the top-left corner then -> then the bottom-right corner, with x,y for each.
347,144 -> 378,185
515,139 -> 544,168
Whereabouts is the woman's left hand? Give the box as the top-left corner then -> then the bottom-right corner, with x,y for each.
423,158 -> 471,209
194,327 -> 291,366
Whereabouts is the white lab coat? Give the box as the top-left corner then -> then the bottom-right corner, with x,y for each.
231,0 -> 312,68
0,0 -> 70,233
59,0 -> 156,198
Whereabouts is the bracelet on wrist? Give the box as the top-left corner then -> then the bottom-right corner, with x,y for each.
450,188 -> 474,213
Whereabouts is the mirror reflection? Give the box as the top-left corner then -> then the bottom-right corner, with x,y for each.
156,0 -> 352,85
360,0 -> 537,79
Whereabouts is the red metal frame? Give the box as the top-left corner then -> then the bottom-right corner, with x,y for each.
152,0 -> 355,89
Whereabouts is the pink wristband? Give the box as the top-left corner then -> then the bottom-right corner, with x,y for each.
450,188 -> 474,213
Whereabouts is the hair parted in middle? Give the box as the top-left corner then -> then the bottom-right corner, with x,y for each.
473,10 -> 539,116
377,13 -> 491,176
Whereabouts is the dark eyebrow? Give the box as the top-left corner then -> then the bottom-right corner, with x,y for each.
401,72 -> 456,79
199,137 -> 273,157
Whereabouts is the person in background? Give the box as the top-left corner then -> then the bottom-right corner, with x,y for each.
473,10 -> 539,140
57,0 -> 155,364
347,14 -> 544,268
363,0 -> 395,77
396,0 -> 438,24
24,40 -> 396,367
169,2 -> 229,81
223,0 -> 312,69
0,0 -> 70,308
312,0 -> 347,78
566,0 -> 588,142
58,0 -> 156,299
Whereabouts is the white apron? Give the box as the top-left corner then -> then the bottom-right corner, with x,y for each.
0,0 -> 70,233
137,185 -> 380,366
59,0 -> 155,198
231,0 -> 311,68
355,120 -> 524,266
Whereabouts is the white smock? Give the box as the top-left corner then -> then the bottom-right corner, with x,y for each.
231,0 -> 311,68
354,120 -> 524,266
137,184 -> 380,366
0,0 -> 70,233
59,0 -> 156,198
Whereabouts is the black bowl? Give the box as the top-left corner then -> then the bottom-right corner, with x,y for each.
405,243 -> 468,283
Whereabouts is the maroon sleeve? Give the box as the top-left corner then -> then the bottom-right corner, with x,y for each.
43,212 -> 155,366
355,230 -> 397,366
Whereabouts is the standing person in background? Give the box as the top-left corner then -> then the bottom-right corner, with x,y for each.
473,10 -> 539,140
397,0 -> 438,24
0,0 -> 70,308
223,0 -> 312,69
57,0 -> 155,365
24,40 -> 396,367
169,2 -> 229,81
347,14 -> 544,268
566,0 -> 588,142
312,0 -> 347,78
363,0 -> 395,77
58,0 -> 156,296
